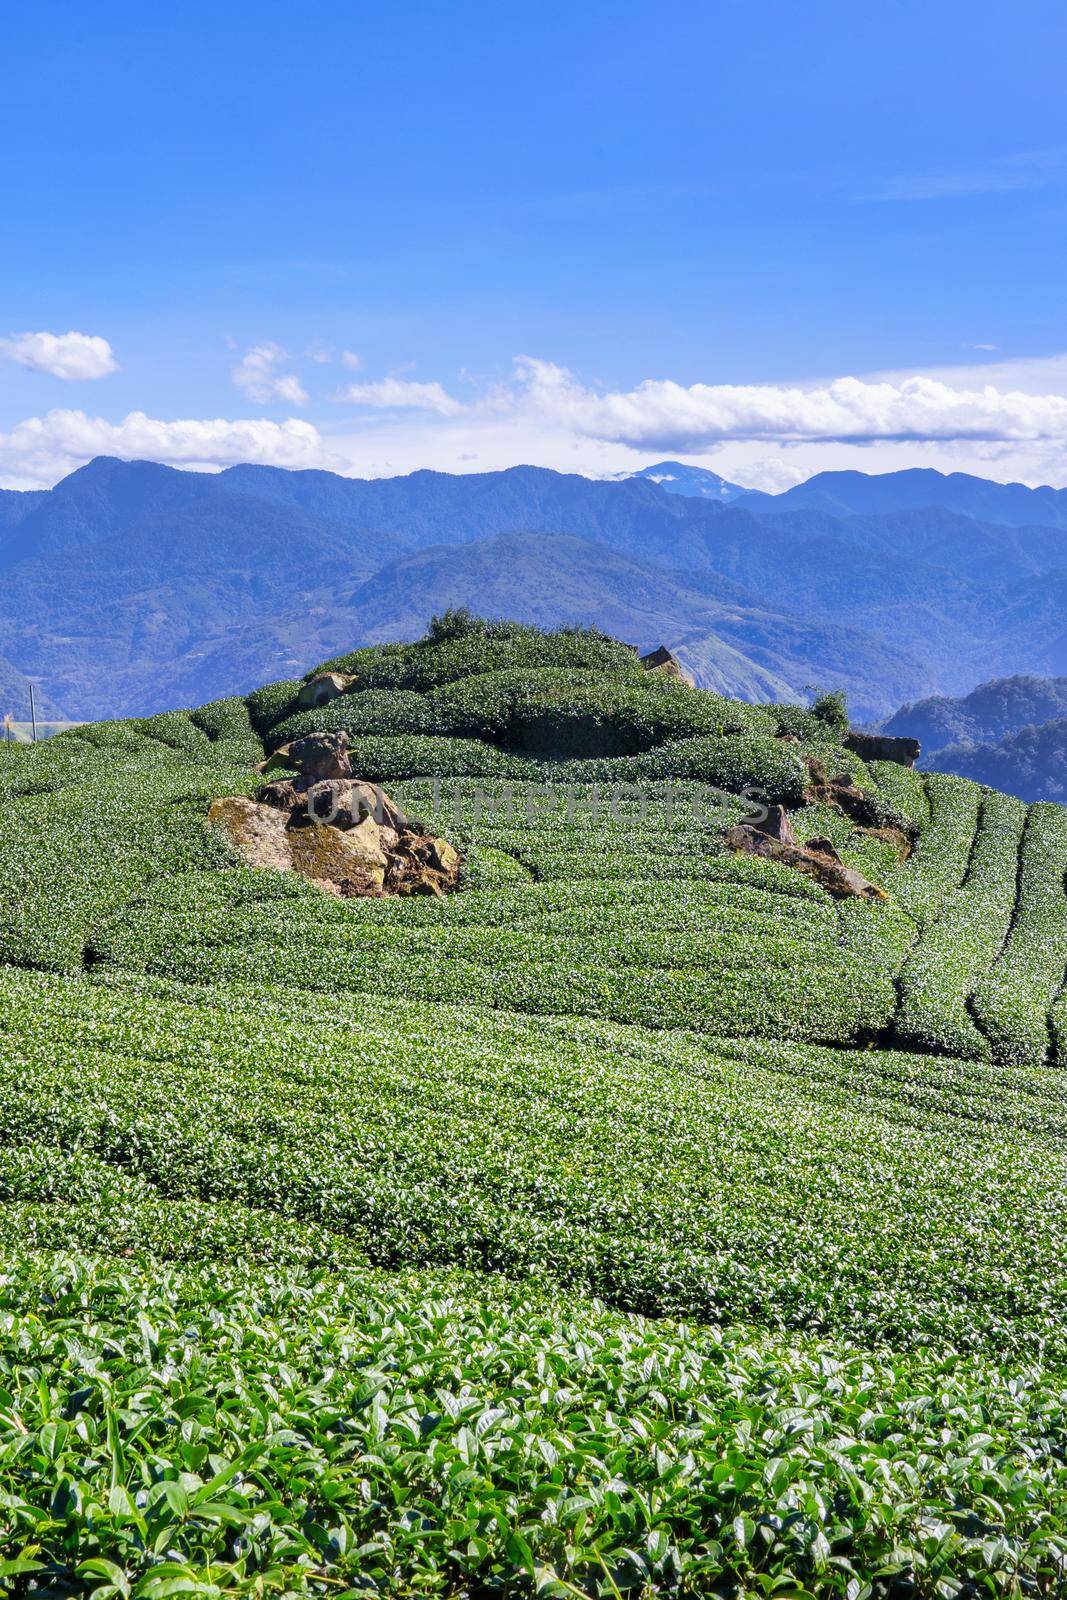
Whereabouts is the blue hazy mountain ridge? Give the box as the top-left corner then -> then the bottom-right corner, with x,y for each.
126,530 -> 937,722
0,487 -> 47,534
623,460 -> 748,501
215,460 -> 736,568
883,675 -> 1067,751
877,675 -> 1067,802
331,532 -> 800,700
0,460 -> 927,718
916,717 -> 1067,803
735,466 -> 1067,527
0,456 -> 1066,722
35,532 -> 804,716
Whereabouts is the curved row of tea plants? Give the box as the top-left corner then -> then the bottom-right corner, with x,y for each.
3,622 -> 1067,1596
2,964 -> 1066,1361
972,803 -> 1067,1065
894,788 -> 1027,1058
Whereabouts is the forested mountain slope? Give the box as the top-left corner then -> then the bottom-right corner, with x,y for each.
881,676 -> 1067,801
927,717 -> 1067,802
736,464 -> 1067,525
3,619 -> 1067,1594
4,457 -> 1067,721
884,674 -> 1067,751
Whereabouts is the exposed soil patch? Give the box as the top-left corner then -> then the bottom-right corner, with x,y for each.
725,806 -> 890,901
805,757 -> 914,858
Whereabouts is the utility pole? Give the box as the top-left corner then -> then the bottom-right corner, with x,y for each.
28,683 -> 37,744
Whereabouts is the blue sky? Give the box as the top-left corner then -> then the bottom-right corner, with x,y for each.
3,0 -> 1067,487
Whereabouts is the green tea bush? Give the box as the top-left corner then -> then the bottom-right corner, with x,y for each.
93,773 -> 893,1042
461,843 -> 535,886
153,917 -> 883,1037
432,667 -> 776,754
244,676 -> 303,735
769,701 -> 827,741
266,688 -> 439,749
318,727 -> 804,805
803,739 -> 873,787
0,739 -> 99,800
190,694 -> 256,743
631,732 -> 807,802
5,1251 -> 1067,1598
868,756 -> 931,831
973,802 -> 1067,1065
130,708 -> 211,752
312,624 -> 643,692
345,733 -> 536,780
1,967 -> 1064,1361
896,788 -> 1027,1057
51,718 -> 149,751
895,772 -> 982,923
0,747 -> 241,970
6,627 -> 1067,1597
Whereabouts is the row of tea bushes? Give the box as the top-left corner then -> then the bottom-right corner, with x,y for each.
0,962 -> 1063,1362
893,771 -> 982,924
0,733 -> 246,970
895,788 -> 1027,1058
973,802 -> 1067,1065
311,622 -> 645,692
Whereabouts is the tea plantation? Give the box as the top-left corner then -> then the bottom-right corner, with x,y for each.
3,620 -> 1067,1597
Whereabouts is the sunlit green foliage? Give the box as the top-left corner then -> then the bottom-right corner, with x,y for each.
972,802 -> 1067,1064
1,626 -> 1067,1595
894,771 -> 982,923
311,621 -> 642,692
867,757 -> 930,830
0,966 -> 1065,1361
190,694 -> 256,744
7,1251 -> 1067,1599
895,788 -> 1027,1057
267,688 -> 440,749
130,708 -> 211,752
245,676 -> 303,736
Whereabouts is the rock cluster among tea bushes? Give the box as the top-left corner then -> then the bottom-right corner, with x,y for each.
1,617 -> 1067,1597
212,729 -> 460,897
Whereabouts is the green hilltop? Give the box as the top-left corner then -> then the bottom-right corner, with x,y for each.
3,615 -> 1067,1596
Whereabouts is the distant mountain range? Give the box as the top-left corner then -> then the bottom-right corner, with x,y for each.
883,675 -> 1067,750
923,719 -> 1067,802
3,455 -> 1067,724
734,466 -> 1067,527
881,676 -> 1067,801
622,461 -> 748,502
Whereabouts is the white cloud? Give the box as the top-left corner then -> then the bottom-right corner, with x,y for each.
231,343 -> 309,406
0,409 -> 330,488
512,356 -> 1067,449
872,348 -> 1067,397
3,331 -> 118,381
11,349 -> 1067,492
341,350 -> 362,370
332,377 -> 465,415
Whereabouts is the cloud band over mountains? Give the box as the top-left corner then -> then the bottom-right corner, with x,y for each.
513,358 -> 1067,449
0,411 -> 327,486
7,349 -> 1067,487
